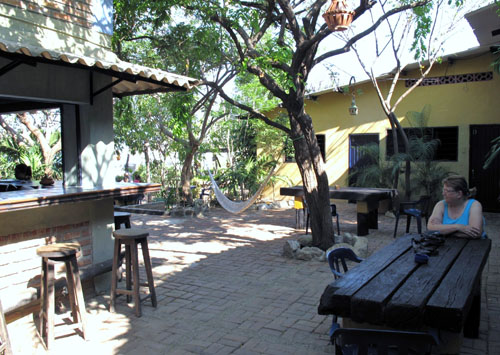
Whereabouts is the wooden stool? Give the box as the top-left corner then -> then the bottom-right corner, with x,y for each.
36,243 -> 87,350
0,298 -> 12,355
109,229 -> 157,317
114,211 -> 131,229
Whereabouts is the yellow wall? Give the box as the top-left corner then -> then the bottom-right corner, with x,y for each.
263,50 -> 500,200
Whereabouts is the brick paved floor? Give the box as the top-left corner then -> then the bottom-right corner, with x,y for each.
5,201 -> 500,354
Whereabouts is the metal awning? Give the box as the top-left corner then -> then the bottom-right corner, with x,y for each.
0,39 -> 199,98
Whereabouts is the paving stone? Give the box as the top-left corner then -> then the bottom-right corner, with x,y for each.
6,204 -> 500,354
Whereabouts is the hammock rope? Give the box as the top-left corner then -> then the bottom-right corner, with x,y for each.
208,165 -> 276,214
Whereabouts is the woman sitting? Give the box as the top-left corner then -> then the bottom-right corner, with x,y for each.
427,175 -> 486,238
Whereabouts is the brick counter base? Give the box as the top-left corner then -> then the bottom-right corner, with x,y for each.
0,222 -> 92,312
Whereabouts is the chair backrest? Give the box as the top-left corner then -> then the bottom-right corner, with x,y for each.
332,328 -> 438,355
418,195 -> 431,217
396,195 -> 431,215
327,247 -> 363,279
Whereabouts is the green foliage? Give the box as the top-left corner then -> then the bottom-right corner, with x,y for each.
234,71 -> 280,112
208,113 -> 282,201
401,106 -> 454,202
350,105 -> 454,202
349,143 -> 399,189
404,0 -> 465,60
0,136 -> 18,178
412,157 -> 453,206
483,136 -> 500,170
0,136 -> 61,180
148,160 -> 182,208
493,46 -> 500,74
483,5 -> 500,169
213,154 -> 276,200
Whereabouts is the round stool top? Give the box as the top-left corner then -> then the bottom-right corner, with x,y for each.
114,211 -> 131,218
113,228 -> 149,240
36,242 -> 81,258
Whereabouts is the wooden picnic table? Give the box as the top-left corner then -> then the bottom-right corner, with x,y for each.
280,186 -> 396,236
318,233 -> 491,337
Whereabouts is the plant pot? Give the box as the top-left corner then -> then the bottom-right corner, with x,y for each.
322,0 -> 354,31
40,175 -> 54,186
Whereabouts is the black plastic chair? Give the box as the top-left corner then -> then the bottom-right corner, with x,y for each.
327,247 -> 363,279
332,328 -> 438,355
326,248 -> 363,338
393,195 -> 431,238
306,203 -> 340,235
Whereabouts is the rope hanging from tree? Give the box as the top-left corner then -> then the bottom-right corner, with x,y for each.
208,165 -> 276,214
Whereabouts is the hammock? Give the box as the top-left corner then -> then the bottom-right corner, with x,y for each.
208,165 -> 276,214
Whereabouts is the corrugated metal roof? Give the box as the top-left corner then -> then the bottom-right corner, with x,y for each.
307,46 -> 493,98
0,39 -> 199,97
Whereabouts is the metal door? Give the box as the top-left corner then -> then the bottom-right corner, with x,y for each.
469,125 -> 500,212
349,134 -> 379,186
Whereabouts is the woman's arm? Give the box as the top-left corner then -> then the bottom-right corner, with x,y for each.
427,200 -> 482,238
427,201 -> 460,235
466,200 -> 483,237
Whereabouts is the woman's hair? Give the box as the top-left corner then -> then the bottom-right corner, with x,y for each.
443,175 -> 471,198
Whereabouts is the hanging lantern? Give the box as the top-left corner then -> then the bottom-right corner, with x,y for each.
349,95 -> 358,116
348,76 -> 358,115
322,0 -> 354,32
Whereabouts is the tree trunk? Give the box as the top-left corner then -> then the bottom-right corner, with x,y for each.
144,144 -> 151,202
289,110 -> 334,250
388,112 -> 411,199
180,147 -> 197,205
144,143 -> 151,183
389,116 -> 400,189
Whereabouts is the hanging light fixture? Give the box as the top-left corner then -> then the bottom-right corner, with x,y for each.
322,0 -> 355,32
348,76 -> 358,116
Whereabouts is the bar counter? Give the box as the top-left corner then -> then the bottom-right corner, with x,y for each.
0,180 -> 161,212
0,180 -> 161,319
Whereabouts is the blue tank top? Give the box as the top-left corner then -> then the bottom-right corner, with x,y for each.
443,199 -> 486,237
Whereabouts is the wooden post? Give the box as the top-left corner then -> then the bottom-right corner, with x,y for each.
1,298 -> 13,354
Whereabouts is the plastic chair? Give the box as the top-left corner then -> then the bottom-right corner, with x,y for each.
306,203 -> 340,235
326,248 -> 363,338
332,328 -> 438,355
327,247 -> 363,279
393,195 -> 431,238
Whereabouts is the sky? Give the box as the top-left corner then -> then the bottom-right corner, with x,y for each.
308,0 -> 494,92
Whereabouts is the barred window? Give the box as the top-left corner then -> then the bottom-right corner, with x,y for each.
386,127 -> 458,161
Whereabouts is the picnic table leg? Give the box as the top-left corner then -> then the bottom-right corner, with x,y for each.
295,208 -> 305,229
356,201 -> 379,236
463,281 -> 481,338
368,209 -> 378,229
294,197 -> 305,229
356,213 -> 369,236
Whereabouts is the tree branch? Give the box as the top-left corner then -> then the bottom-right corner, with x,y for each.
312,1 -> 431,66
0,115 -> 29,147
205,81 -> 291,134
277,0 -> 305,45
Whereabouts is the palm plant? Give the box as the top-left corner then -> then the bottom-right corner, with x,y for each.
349,143 -> 399,189
402,135 -> 453,206
0,133 -> 62,180
483,136 -> 500,169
